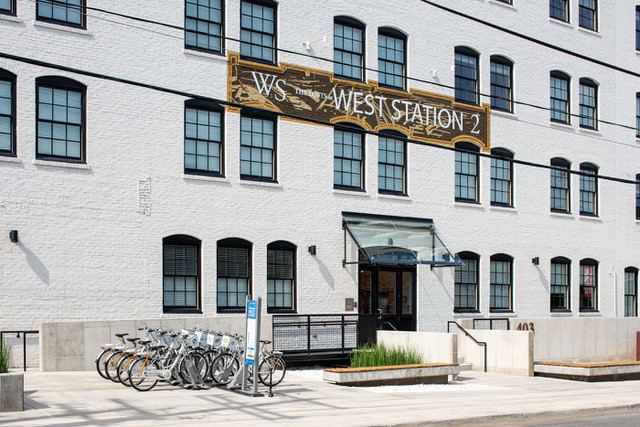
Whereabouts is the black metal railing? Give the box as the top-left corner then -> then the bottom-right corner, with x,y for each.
447,321 -> 487,372
0,330 -> 39,371
472,318 -> 510,330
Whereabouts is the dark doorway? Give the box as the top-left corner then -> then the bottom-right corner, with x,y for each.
359,265 -> 416,331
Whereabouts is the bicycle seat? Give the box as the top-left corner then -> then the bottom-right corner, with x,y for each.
126,337 -> 140,343
138,340 -> 151,345
115,333 -> 129,338
169,333 -> 178,338
260,340 -> 272,345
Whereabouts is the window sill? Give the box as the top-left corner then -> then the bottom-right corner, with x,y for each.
239,179 -> 281,189
550,211 -> 573,218
217,309 -> 246,315
579,213 -> 601,221
488,0 -> 515,9
548,17 -> 572,28
183,48 -> 227,62
333,188 -> 369,197
453,309 -> 480,315
454,201 -> 484,210
491,109 -> 518,119
578,310 -> 600,316
0,14 -> 21,23
0,155 -> 20,164
550,308 -> 571,314
378,192 -> 410,202
489,309 -> 515,315
578,127 -> 601,137
162,309 -> 203,316
267,309 -> 297,314
33,159 -> 91,170
490,204 -> 515,212
578,26 -> 600,37
33,20 -> 92,36
183,173 -> 229,183
549,121 -> 574,131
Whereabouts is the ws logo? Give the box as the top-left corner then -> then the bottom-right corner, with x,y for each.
250,71 -> 286,102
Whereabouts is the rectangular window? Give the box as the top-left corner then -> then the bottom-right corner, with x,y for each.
550,73 -> 570,123
455,49 -> 479,105
550,160 -> 570,212
551,261 -> 570,311
637,7 -> 640,51
334,19 -> 363,80
378,136 -> 405,195
37,0 -> 85,28
163,243 -> 199,311
217,246 -> 250,311
378,30 -> 405,90
579,165 -> 597,215
636,175 -> 640,220
240,0 -> 275,63
185,0 -> 223,53
37,84 -> 84,162
334,128 -> 363,190
0,76 -> 14,155
580,262 -> 597,311
636,94 -> 640,138
491,152 -> 513,206
550,0 -> 569,21
455,150 -> 478,202
240,114 -> 275,181
579,0 -> 597,31
267,248 -> 294,311
185,106 -> 222,176
579,80 -> 597,129
490,57 -> 512,112
490,259 -> 512,310
454,257 -> 478,311
625,270 -> 638,317
0,0 -> 15,14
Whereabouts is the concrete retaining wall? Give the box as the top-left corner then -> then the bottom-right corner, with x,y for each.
514,318 -> 640,363
39,316 -> 273,372
377,331 -> 457,364
457,329 -> 533,376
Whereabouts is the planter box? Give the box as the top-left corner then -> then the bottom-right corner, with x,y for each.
0,372 -> 24,412
323,363 -> 459,386
534,361 -> 640,382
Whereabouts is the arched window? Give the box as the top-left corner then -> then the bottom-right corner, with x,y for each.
625,267 -> 638,317
334,123 -> 364,190
490,254 -> 513,311
579,258 -> 598,311
267,241 -> 296,312
217,238 -> 252,312
455,141 -> 480,202
185,99 -> 224,176
490,56 -> 513,112
454,251 -> 479,312
455,46 -> 479,105
0,68 -> 16,156
378,130 -> 406,195
550,157 -> 571,212
378,27 -> 406,90
334,16 -> 365,81
550,71 -> 570,123
491,148 -> 514,206
36,76 -> 86,162
163,235 -> 201,313
550,256 -> 571,311
579,78 -> 598,129
579,162 -> 598,216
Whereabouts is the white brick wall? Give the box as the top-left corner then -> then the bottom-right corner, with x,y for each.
1,0 -> 639,334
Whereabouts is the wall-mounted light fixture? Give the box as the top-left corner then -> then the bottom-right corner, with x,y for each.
308,245 -> 316,256
9,230 -> 18,243
531,257 -> 539,266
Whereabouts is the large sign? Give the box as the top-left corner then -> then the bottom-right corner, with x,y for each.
227,53 -> 491,151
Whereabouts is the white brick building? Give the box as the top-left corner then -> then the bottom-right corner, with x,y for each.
1,0 -> 640,334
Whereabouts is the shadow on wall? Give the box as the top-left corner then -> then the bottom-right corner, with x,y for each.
314,256 -> 335,289
537,267 -> 549,292
18,243 -> 50,285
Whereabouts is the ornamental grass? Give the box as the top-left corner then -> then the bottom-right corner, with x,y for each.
0,340 -> 9,373
349,343 -> 422,368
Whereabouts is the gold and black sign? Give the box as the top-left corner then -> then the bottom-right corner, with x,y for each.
228,53 -> 490,151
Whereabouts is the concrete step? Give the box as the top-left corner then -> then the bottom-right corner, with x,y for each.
458,363 -> 472,371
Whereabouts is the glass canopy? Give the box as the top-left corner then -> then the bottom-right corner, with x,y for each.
343,212 -> 462,266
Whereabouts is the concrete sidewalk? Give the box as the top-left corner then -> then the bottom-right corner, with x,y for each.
2,369 -> 640,426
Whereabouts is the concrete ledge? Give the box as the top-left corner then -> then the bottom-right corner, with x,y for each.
0,373 -> 24,412
534,361 -> 640,382
323,363 -> 459,386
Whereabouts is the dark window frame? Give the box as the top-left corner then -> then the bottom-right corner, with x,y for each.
185,0 -> 224,55
579,258 -> 598,312
455,46 -> 480,106
636,93 -> 640,138
184,99 -> 224,177
334,16 -> 365,82
550,71 -> 570,124
454,251 -> 480,313
455,141 -> 480,203
550,157 -> 571,213
217,237 -> 252,313
240,109 -> 277,183
163,234 -> 202,314
36,0 -> 86,29
637,7 -> 640,51
240,0 -> 277,65
579,162 -> 598,216
0,0 -> 16,15
334,123 -> 365,191
378,130 -> 407,196
490,148 -> 514,207
378,27 -> 407,90
490,55 -> 513,112
267,240 -> 297,313
490,253 -> 514,312
578,0 -> 597,31
495,0 -> 513,4
579,78 -> 598,130
625,267 -> 638,317
550,256 -> 571,312
550,0 -> 569,22
0,69 -> 16,157
636,173 -> 640,220
35,76 -> 86,164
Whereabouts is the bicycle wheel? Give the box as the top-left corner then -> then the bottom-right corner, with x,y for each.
95,349 -> 112,379
210,353 -> 239,385
129,358 -> 160,392
105,351 -> 124,382
258,355 -> 286,386
116,353 -> 136,387
178,352 -> 208,384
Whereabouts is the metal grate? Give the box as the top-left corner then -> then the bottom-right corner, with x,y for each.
472,318 -> 510,330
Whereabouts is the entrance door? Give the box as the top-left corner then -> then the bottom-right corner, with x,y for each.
359,266 -> 416,331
